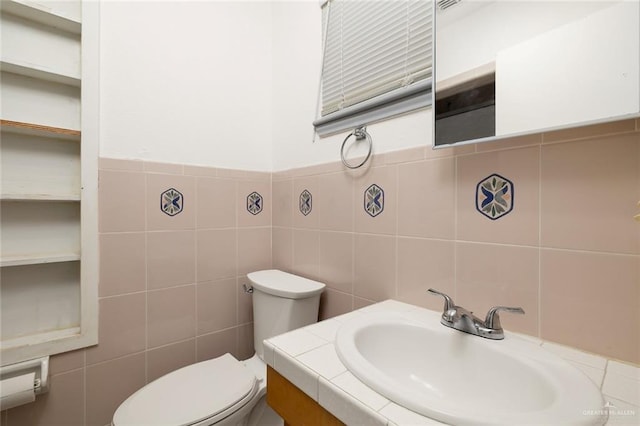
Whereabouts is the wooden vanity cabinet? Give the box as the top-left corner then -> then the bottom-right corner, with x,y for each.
267,366 -> 345,426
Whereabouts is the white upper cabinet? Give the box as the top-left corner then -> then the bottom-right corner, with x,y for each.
496,1 -> 639,136
434,0 -> 640,147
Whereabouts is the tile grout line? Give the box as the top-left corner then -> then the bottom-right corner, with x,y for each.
444,238 -> 637,259
235,178 -> 240,357
269,174 -> 274,278
83,346 -> 87,426
83,350 -> 148,370
144,170 -> 149,386
394,162 -> 400,300
453,153 -> 459,300
351,171 -> 356,311
538,144 -> 543,340
194,178 -> 200,361
195,180 -> 202,359
350,219 -> 355,312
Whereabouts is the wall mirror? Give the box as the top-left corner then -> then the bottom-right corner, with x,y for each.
433,0 -> 640,147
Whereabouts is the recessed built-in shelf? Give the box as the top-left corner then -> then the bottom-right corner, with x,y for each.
1,72 -> 81,131
0,60 -> 80,88
1,201 -> 80,258
0,0 -> 81,34
1,129 -> 81,198
1,261 -> 80,345
1,253 -> 80,268
0,327 -> 81,352
0,0 -> 97,367
0,119 -> 80,140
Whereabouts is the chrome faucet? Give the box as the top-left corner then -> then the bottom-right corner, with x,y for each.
427,289 -> 524,340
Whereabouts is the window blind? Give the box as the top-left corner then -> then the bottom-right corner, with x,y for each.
314,0 -> 433,136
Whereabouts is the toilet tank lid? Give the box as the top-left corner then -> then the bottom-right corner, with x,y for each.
247,270 -> 325,299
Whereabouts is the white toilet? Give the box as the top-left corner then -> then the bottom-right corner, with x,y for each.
112,269 -> 325,426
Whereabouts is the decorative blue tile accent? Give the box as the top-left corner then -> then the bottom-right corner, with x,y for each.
299,189 -> 312,216
364,184 -> 384,217
247,191 -> 263,215
475,174 -> 514,220
161,188 -> 183,216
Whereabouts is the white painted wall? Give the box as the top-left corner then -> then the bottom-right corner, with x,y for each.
98,0 -> 637,172
100,0 -> 431,171
270,0 -> 322,171
99,0 -> 274,171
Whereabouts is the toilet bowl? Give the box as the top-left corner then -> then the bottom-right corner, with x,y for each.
112,270 -> 325,426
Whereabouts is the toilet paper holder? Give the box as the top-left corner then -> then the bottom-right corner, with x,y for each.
0,356 -> 49,409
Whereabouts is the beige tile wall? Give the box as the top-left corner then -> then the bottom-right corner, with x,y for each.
2,118 -> 638,425
2,159 -> 272,426
273,118 -> 640,366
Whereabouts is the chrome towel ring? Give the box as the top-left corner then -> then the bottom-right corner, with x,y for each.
340,126 -> 372,169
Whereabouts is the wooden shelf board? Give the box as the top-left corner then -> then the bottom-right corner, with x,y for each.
0,119 -> 80,140
0,253 -> 80,268
1,193 -> 80,201
0,0 -> 81,34
1,60 -> 80,88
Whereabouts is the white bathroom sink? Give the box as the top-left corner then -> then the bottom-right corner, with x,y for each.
335,311 -> 606,425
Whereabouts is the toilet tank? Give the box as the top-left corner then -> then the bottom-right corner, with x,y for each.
247,270 -> 325,360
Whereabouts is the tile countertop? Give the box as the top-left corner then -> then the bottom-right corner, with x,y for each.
263,300 -> 640,426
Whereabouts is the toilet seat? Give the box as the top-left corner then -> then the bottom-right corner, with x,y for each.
112,353 -> 259,426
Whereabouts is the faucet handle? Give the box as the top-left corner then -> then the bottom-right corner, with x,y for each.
484,306 -> 525,330
427,288 -> 455,312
